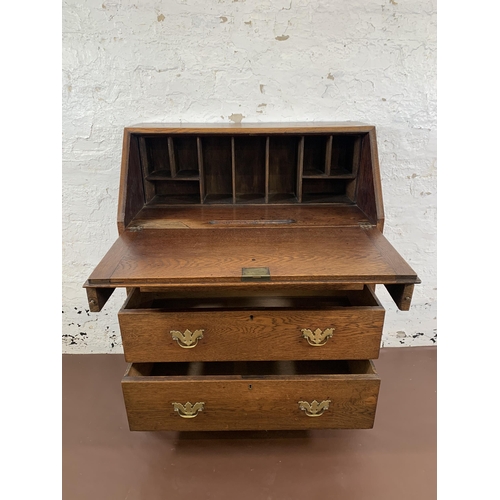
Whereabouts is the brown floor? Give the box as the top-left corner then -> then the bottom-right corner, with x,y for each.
62,347 -> 436,500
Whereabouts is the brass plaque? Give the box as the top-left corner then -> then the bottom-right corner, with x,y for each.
241,267 -> 271,281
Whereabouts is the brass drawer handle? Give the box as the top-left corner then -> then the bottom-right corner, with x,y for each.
301,328 -> 335,346
172,402 -> 205,418
171,329 -> 204,348
298,400 -> 331,417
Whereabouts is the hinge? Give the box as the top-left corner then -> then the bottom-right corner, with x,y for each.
358,222 -> 375,230
241,267 -> 271,281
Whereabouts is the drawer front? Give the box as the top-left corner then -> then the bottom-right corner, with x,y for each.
121,361 -> 380,431
118,291 -> 385,362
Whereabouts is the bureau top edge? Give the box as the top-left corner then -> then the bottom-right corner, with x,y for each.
125,122 -> 375,134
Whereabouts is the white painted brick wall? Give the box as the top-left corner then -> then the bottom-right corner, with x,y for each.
62,0 -> 437,353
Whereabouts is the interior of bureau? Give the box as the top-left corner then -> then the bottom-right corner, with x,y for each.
86,125 -> 421,313
137,133 -> 363,205
123,286 -> 381,312
127,359 -> 376,378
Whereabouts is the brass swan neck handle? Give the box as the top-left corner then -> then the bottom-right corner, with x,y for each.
298,400 -> 331,417
171,329 -> 204,348
172,402 -> 205,418
301,328 -> 335,346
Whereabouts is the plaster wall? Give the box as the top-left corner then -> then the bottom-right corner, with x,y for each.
62,0 -> 436,352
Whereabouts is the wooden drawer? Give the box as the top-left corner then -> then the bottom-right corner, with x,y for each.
121,360 -> 381,431
118,287 -> 385,362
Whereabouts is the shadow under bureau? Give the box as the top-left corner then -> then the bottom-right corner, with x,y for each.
84,123 -> 420,431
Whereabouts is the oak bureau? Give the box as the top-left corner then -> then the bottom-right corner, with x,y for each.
84,123 -> 420,431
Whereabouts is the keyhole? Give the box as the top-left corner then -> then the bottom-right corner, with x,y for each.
249,384 -> 252,390
249,315 -> 254,320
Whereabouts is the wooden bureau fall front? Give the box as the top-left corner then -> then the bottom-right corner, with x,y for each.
84,123 -> 419,431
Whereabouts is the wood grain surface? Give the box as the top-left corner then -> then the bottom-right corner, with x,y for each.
121,360 -> 380,431
201,136 -> 233,201
125,123 -> 375,134
268,136 -> 298,198
356,128 -> 384,230
87,226 -> 419,286
117,131 -> 146,234
85,286 -> 115,313
127,205 -> 370,230
118,288 -> 385,362
234,136 -> 267,200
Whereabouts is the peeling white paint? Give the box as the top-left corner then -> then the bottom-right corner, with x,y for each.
62,0 -> 437,352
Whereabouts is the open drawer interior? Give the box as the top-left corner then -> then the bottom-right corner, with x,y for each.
122,286 -> 383,312
126,359 -> 377,378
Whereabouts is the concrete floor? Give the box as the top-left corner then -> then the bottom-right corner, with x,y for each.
63,347 -> 436,500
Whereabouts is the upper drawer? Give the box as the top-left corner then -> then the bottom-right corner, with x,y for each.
118,286 -> 385,362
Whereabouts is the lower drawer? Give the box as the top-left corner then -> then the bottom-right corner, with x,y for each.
121,360 -> 380,431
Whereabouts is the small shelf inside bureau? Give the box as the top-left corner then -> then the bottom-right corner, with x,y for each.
137,132 -> 364,206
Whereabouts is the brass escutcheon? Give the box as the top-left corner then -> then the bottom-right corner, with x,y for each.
172,402 -> 205,418
298,400 -> 331,417
171,329 -> 204,348
301,328 -> 335,346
